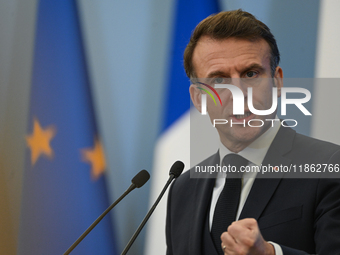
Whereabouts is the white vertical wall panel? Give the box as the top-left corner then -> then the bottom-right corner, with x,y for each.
312,0 -> 340,144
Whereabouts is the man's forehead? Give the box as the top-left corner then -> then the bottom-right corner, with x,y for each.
192,36 -> 272,75
195,36 -> 271,57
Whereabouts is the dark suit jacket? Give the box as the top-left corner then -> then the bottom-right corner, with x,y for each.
166,126 -> 340,255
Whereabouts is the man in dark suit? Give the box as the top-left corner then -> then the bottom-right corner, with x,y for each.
166,10 -> 340,255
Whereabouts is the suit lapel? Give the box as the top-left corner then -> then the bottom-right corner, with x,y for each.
190,152 -> 219,255
187,126 -> 297,251
239,127 -> 296,220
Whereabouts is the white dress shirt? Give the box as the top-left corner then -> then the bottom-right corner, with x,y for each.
209,118 -> 283,255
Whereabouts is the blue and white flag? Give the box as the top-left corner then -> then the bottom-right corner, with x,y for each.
145,0 -> 220,254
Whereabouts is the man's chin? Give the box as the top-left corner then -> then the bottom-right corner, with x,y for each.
223,126 -> 264,145
234,130 -> 261,143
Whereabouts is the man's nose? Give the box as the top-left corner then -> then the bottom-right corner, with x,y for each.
231,78 -> 248,99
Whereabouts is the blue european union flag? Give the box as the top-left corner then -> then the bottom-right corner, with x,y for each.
18,1 -> 118,254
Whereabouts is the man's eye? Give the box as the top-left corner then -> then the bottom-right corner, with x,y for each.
245,71 -> 258,78
214,77 -> 224,83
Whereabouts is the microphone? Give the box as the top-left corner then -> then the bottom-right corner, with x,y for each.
64,170 -> 150,255
121,161 -> 184,255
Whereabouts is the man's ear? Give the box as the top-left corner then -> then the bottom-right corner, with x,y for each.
189,84 -> 203,113
273,66 -> 283,97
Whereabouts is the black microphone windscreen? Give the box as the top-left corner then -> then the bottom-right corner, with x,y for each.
131,170 -> 150,188
169,161 -> 184,178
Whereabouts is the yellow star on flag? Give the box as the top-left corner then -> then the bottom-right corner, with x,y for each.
81,137 -> 106,180
26,118 -> 56,166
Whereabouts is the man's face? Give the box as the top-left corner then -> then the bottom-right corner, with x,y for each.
189,36 -> 283,152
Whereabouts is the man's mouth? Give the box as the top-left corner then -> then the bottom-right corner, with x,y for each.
233,112 -> 252,120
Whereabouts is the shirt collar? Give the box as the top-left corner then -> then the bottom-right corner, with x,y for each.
219,116 -> 281,166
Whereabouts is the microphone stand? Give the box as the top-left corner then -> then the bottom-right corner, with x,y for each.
64,183 -> 136,255
120,174 -> 175,255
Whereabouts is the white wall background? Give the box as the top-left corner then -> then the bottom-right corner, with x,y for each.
312,0 -> 340,144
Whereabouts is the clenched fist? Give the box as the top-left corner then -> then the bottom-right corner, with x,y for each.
220,218 -> 275,255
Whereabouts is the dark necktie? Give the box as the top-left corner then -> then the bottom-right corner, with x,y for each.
211,154 -> 248,255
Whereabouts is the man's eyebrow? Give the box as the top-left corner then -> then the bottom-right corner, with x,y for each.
206,63 -> 266,78
207,71 -> 229,78
242,63 -> 265,73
